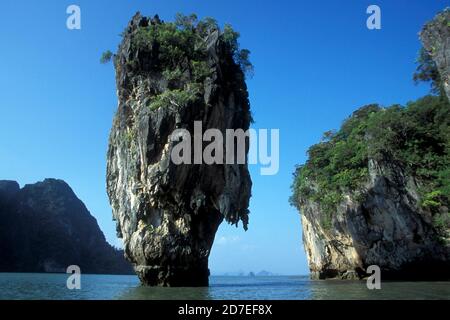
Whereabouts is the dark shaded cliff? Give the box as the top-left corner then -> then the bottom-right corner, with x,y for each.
0,179 -> 133,275
106,13 -> 252,286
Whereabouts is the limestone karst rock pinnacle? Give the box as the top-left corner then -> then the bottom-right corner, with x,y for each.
106,13 -> 252,286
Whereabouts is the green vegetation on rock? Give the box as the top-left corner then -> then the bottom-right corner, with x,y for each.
413,47 -> 445,96
100,50 -> 113,64
148,84 -> 201,110
125,13 -> 253,111
290,95 -> 450,231
291,39 -> 450,233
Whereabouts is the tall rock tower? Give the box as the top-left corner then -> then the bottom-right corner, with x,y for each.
106,13 -> 252,286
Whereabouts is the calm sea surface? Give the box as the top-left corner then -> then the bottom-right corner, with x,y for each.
0,273 -> 448,300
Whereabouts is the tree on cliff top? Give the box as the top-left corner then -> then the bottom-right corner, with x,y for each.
118,13 -> 254,114
413,47 -> 445,97
100,50 -> 113,64
101,13 -> 254,77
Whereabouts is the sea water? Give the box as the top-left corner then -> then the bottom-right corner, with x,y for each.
0,273 -> 448,300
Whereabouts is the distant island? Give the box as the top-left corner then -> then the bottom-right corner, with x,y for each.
247,270 -> 278,277
0,179 -> 133,275
213,270 -> 279,277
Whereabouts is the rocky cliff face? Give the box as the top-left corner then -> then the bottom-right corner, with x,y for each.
300,159 -> 449,280
106,13 -> 252,286
0,179 -> 133,274
294,8 -> 450,281
420,8 -> 450,100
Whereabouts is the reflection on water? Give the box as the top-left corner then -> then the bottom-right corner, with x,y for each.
0,273 -> 449,300
308,280 -> 450,300
120,285 -> 212,300
119,276 -> 313,300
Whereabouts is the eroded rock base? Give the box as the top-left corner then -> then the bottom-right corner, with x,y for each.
136,264 -> 210,287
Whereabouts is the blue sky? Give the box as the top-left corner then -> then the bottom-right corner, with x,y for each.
0,0 -> 446,275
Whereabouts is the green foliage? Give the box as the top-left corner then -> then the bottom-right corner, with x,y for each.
124,128 -> 135,145
127,13 -> 253,110
196,17 -> 219,35
132,21 -> 200,68
148,84 -> 201,110
191,60 -> 211,82
235,49 -> 254,78
321,209 -> 333,230
413,47 -> 444,96
100,50 -> 113,64
162,68 -> 184,85
433,212 -> 450,230
438,167 -> 450,196
174,13 -> 198,30
221,24 -> 254,78
291,95 -> 450,231
130,14 -> 252,77
422,190 -> 443,209
222,24 -> 240,52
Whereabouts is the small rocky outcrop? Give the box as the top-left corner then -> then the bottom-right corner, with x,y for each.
106,13 -> 252,286
420,8 -> 450,100
0,179 -> 133,274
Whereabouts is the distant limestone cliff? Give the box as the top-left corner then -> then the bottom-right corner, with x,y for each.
291,9 -> 450,280
420,8 -> 450,101
106,13 -> 252,286
0,179 -> 133,275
